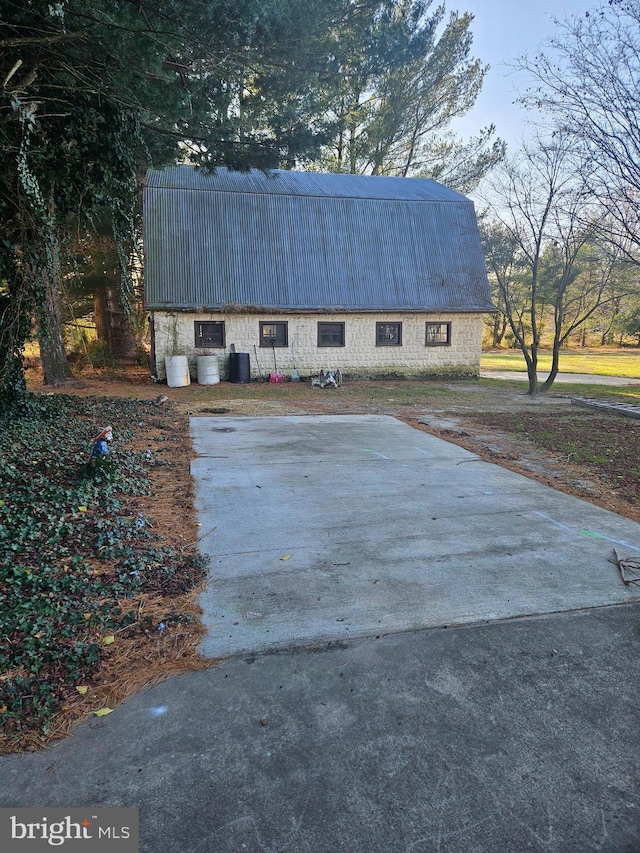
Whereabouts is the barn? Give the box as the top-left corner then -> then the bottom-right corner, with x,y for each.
143,166 -> 492,382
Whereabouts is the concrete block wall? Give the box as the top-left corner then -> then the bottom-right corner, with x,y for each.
152,311 -> 484,381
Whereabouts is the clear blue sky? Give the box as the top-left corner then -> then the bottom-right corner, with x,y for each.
449,0 -> 597,150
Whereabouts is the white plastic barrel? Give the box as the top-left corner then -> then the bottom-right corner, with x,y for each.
165,355 -> 191,387
196,355 -> 220,385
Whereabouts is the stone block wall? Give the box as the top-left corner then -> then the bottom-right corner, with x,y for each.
152,311 -> 484,381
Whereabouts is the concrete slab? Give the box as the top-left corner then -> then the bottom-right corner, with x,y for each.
2,606 -> 639,853
191,415 -> 640,657
572,396 -> 640,420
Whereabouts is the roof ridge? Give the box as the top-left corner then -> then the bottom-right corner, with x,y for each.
144,166 -> 470,203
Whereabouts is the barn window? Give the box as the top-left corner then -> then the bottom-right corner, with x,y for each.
195,321 -> 225,348
376,322 -> 402,346
317,322 -> 345,347
425,322 -> 451,346
260,321 -> 288,347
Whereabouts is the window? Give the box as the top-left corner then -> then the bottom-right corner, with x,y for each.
376,322 -> 402,346
260,321 -> 288,347
317,322 -> 345,347
425,322 -> 451,346
195,321 -> 225,348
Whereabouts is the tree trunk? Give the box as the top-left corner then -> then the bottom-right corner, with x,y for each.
541,323 -> 564,392
349,124 -> 358,174
37,251 -> 73,386
0,286 -> 29,411
492,313 -> 508,347
526,359 -> 539,395
524,344 -> 539,395
541,348 -> 560,391
94,281 -> 136,359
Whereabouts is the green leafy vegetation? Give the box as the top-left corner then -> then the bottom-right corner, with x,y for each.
1,0 -> 502,406
0,394 -> 205,748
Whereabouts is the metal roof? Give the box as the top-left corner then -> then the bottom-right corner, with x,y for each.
145,165 -> 470,202
143,166 -> 492,313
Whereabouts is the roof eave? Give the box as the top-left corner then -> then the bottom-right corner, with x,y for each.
145,303 -> 495,314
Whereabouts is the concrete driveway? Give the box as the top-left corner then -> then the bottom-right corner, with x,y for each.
2,415 -> 639,852
191,415 -> 640,658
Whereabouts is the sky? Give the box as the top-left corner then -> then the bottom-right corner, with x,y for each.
449,0 -> 597,151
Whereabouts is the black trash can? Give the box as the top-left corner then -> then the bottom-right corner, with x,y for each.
228,352 -> 250,384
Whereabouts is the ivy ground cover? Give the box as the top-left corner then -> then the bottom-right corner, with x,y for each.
0,394 -> 207,752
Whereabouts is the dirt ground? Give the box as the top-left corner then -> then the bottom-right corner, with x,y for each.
34,367 -> 640,527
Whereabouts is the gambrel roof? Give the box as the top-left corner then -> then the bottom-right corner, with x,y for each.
143,166 -> 492,313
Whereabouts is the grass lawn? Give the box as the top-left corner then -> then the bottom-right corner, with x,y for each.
482,349 -> 640,378
181,374 -> 640,407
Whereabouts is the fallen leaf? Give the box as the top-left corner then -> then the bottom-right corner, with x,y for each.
78,505 -> 88,513
76,686 -> 88,695
280,554 -> 291,561
102,635 -> 115,645
94,707 -> 113,717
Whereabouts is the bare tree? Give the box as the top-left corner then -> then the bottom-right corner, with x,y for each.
481,136 -> 613,394
479,217 -> 527,347
520,0 -> 640,259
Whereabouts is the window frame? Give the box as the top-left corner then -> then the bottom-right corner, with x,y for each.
425,321 -> 452,347
194,320 -> 226,349
376,321 -> 402,347
317,321 -> 345,347
259,321 -> 288,348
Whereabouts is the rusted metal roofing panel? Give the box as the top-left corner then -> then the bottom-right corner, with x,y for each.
143,167 -> 492,313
